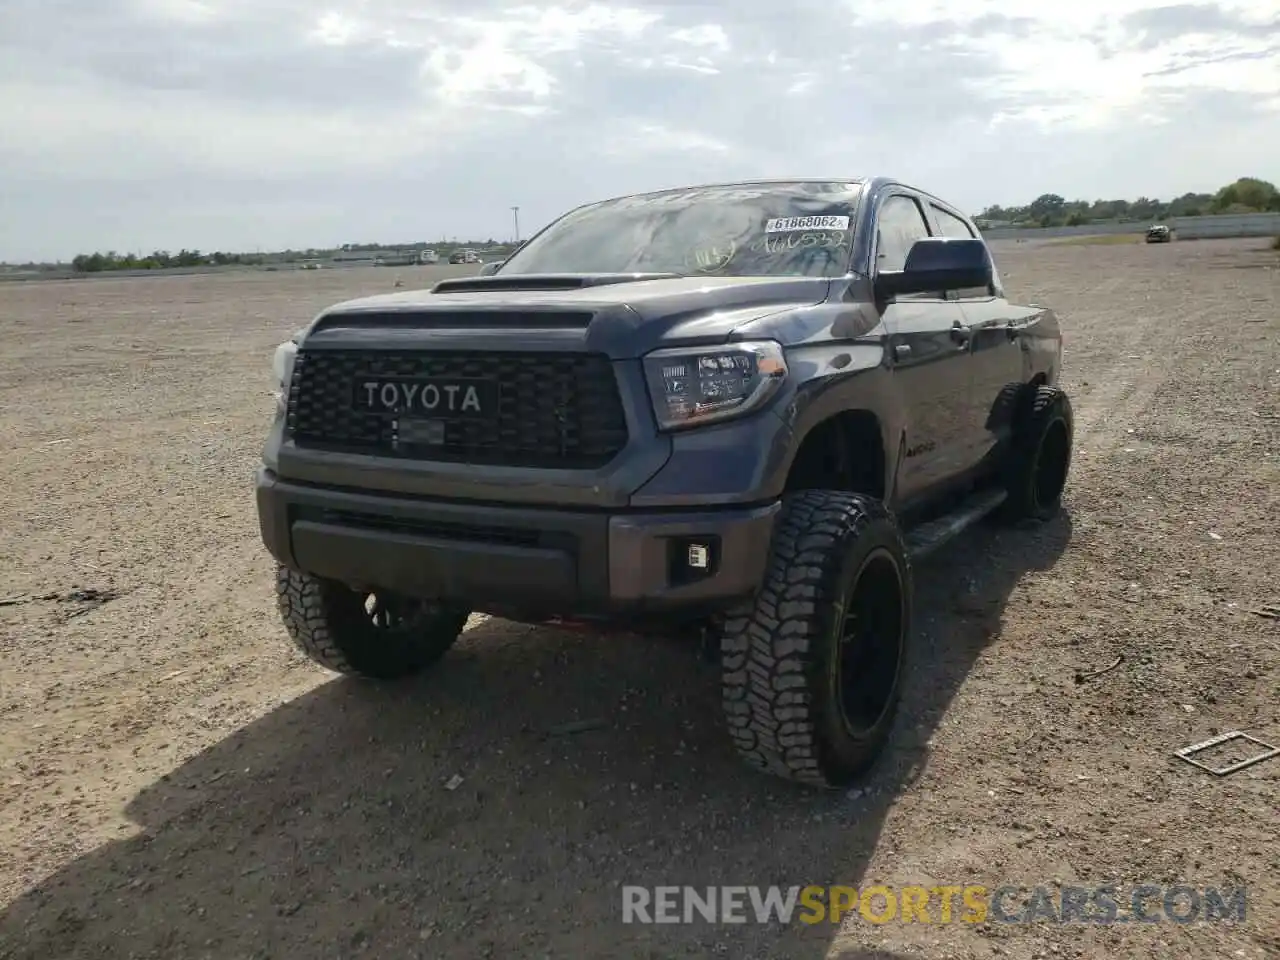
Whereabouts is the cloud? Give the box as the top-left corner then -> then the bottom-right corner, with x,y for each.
0,0 -> 1277,259
1122,2 -> 1280,47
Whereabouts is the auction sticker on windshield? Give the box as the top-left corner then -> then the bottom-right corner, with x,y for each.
765,215 -> 850,233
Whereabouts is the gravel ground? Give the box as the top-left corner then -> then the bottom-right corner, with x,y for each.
0,240 -> 1277,960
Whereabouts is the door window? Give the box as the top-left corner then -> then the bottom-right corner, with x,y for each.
875,195 -> 932,272
931,205 -> 975,239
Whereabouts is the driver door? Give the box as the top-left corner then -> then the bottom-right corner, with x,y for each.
873,193 -> 972,508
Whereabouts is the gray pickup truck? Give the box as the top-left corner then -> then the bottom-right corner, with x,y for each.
257,177 -> 1072,788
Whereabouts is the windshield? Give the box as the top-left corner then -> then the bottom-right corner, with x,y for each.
499,180 -> 863,279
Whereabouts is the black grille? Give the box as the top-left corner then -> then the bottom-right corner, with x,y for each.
286,349 -> 629,468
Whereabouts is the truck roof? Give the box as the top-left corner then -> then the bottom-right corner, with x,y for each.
590,177 -> 867,205
578,176 -> 966,219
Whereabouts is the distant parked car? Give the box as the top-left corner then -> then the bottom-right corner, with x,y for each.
1145,224 -> 1172,243
419,249 -> 440,265
448,251 -> 466,264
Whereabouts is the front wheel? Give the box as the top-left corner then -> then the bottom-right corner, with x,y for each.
718,490 -> 912,788
275,566 -> 470,680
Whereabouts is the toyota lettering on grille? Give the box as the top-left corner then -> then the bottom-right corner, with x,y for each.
353,377 -> 497,418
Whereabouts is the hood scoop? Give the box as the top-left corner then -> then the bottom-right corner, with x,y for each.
431,272 -> 681,294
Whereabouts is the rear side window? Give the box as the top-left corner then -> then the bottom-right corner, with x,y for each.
931,205 -> 975,239
930,204 -> 1001,296
875,195 -> 931,271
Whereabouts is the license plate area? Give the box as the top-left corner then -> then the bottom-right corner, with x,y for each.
397,418 -> 447,446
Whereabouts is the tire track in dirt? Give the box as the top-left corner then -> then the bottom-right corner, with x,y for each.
1066,309 -> 1203,468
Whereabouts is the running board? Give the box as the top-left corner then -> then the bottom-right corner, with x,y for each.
904,489 -> 1007,560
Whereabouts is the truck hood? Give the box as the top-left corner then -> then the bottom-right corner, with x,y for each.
301,273 -> 833,359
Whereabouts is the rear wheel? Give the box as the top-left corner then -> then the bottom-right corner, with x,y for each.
276,566 -> 470,680
1000,385 -> 1073,522
719,490 -> 912,788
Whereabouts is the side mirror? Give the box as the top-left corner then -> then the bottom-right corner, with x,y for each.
875,237 -> 993,298
478,261 -> 504,276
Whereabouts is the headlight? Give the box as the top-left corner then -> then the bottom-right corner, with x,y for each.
272,339 -> 298,397
642,340 -> 788,431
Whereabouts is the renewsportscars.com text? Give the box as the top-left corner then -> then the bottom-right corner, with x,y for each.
621,884 -> 1247,925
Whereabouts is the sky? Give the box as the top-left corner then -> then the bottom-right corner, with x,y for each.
1,0 -> 1277,261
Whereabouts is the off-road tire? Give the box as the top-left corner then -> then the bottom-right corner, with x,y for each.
719,490 -> 912,788
275,565 -> 470,680
999,384 -> 1073,522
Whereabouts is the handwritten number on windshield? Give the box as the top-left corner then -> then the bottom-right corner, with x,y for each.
686,240 -> 738,273
682,230 -> 848,275
751,231 -> 848,253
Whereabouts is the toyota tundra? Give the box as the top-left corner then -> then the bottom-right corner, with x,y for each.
257,177 -> 1073,788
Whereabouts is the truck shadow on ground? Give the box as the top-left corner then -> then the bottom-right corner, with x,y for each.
0,513 -> 1071,960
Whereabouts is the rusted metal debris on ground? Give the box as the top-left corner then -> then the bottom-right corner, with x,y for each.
1174,730 -> 1280,777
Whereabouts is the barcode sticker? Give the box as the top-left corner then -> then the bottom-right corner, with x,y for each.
765,215 -> 850,233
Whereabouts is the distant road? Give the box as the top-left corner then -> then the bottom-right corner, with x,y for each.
0,261 -> 485,284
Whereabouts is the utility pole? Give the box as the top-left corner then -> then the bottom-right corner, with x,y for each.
511,206 -> 521,243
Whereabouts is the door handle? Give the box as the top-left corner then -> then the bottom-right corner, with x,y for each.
950,324 -> 971,346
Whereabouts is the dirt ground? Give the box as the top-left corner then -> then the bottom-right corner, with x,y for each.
0,240 -> 1277,960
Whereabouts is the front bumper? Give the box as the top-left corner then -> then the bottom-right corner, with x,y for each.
256,468 -> 780,617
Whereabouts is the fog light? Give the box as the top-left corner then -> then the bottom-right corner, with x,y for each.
667,536 -> 720,587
